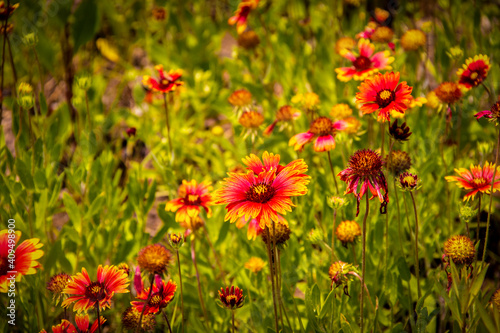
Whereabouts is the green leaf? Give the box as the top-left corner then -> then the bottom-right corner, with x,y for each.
15,158 -> 34,190
34,190 -> 48,230
86,193 -> 106,218
340,313 -> 353,333
319,289 -> 336,319
397,256 -> 411,282
72,0 -> 99,51
476,298 -> 498,333
39,92 -> 48,116
34,169 -> 47,190
63,192 -> 82,234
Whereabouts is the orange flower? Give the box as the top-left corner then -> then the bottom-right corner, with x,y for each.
215,152 -> 310,228
457,55 -> 491,90
42,314 -> 106,333
228,0 -> 259,34
218,286 -> 245,309
228,89 -> 253,107
142,65 -> 183,93
336,39 -> 394,82
132,275 -> 177,315
62,265 -> 130,313
445,162 -> 500,201
0,229 -> 43,293
356,72 -> 413,122
289,116 -> 347,152
435,82 -> 462,104
165,180 -> 213,223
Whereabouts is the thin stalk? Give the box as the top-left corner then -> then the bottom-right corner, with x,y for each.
276,250 -> 292,330
265,226 -> 280,333
0,0 -> 10,127
481,82 -> 492,102
85,91 -> 92,132
360,194 -> 370,333
327,150 -> 339,194
476,194 -> 481,243
394,179 -> 404,253
191,237 -> 209,320
163,93 -> 173,158
162,310 -> 173,333
284,279 -> 306,333
350,243 -> 358,266
136,274 -> 155,333
176,251 -> 185,333
203,224 -> 224,278
6,36 -> 16,88
232,310 -> 235,333
96,304 -> 102,333
483,125 -> 500,263
410,192 -> 422,299
331,208 -> 337,263
381,122 -> 385,157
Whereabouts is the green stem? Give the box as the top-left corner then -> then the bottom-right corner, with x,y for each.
410,192 -> 422,299
361,194 -> 370,333
483,125 -> 500,263
331,208 -> 337,263
163,93 -> 173,158
394,179 -> 404,253
327,150 -> 339,194
476,194 -> 481,243
85,91 -> 92,132
284,279 -> 306,333
232,310 -> 235,333
176,251 -> 185,333
191,237 -> 209,320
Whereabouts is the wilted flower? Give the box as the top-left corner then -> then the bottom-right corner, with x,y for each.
457,55 -> 490,90
329,261 -> 354,296
330,103 -> 353,120
228,0 -> 259,34
142,65 -> 183,94
1,230 -> 44,293
398,172 -> 421,192
475,101 -> 500,124
244,257 -> 266,273
356,72 -> 413,122
335,37 -> 356,55
336,39 -> 394,82
400,29 -> 426,51
338,149 -> 389,216
385,150 -> 412,174
435,82 -> 462,105
444,235 -> 475,266
228,89 -> 252,108
165,180 -> 213,223
152,7 -> 166,21
122,306 -> 156,332
264,105 -> 301,136
137,244 -> 172,275
62,265 -> 130,313
261,216 -> 291,247
47,273 -> 71,305
289,116 -> 347,152
218,286 -> 245,309
336,221 -> 361,246
237,30 -> 260,49
215,151 -> 310,228
389,119 -> 412,142
445,162 -> 500,201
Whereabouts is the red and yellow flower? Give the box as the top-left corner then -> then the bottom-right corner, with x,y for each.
132,275 -> 177,315
228,0 -> 259,34
142,65 -> 183,94
218,285 -> 245,310
62,265 -> 130,313
335,39 -> 394,82
457,55 -> 491,90
41,314 -> 106,333
356,72 -> 413,122
289,116 -> 347,152
215,151 -> 310,228
165,180 -> 214,223
445,162 -> 500,201
0,230 -> 43,293
338,149 -> 388,216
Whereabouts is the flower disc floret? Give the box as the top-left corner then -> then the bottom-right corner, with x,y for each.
336,220 -> 361,245
137,244 -> 172,275
444,235 -> 475,265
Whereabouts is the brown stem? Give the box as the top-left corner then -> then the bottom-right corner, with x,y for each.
232,310 -> 235,333
483,125 -> 500,263
265,226 -> 279,333
136,274 -> 155,333
163,93 -> 173,158
0,0 -> 10,128
96,303 -> 102,333
476,194 -> 481,244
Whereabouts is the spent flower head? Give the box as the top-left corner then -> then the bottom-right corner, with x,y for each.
385,150 -> 412,175
122,306 -> 156,332
137,244 -> 172,275
444,235 -> 475,266
435,82 -> 463,105
46,273 -> 71,305
389,119 -> 412,142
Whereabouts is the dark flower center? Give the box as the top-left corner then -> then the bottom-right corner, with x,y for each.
376,89 -> 395,108
225,295 -> 238,307
309,117 -> 333,136
185,194 -> 201,205
149,294 -> 162,306
349,149 -> 383,176
0,257 -> 8,276
246,183 -> 275,203
353,56 -> 372,71
85,282 -> 106,302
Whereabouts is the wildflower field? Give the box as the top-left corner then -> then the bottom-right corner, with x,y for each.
2,0 -> 500,332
